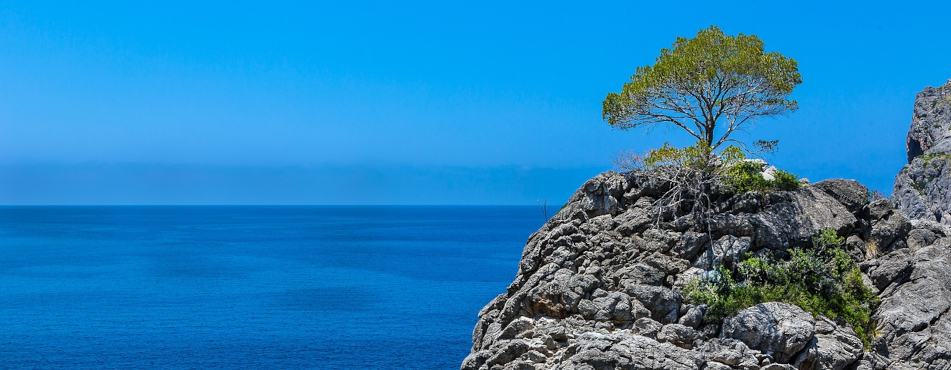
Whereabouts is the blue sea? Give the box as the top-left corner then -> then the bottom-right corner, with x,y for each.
0,206 -> 544,369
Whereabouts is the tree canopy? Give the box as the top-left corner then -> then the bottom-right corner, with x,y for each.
603,26 -> 802,149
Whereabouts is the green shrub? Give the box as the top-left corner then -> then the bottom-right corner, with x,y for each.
772,170 -> 801,191
620,141 -> 802,196
917,152 -> 951,163
641,141 -> 718,171
725,163 -> 800,193
725,161 -> 772,193
684,229 -> 880,349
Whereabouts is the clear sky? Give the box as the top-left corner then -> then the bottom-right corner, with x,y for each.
2,1 -> 950,205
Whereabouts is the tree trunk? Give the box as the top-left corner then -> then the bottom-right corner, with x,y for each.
704,118 -> 716,148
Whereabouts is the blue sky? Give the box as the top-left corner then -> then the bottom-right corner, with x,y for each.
1,1 -> 950,205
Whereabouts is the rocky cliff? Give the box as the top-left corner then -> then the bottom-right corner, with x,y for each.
894,79 -> 951,224
462,81 -> 951,369
461,173 -> 951,369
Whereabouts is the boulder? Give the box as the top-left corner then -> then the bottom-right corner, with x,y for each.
813,179 -> 869,215
551,333 -> 703,370
657,323 -> 699,349
699,338 -> 759,367
720,302 -> 816,363
793,317 -> 864,370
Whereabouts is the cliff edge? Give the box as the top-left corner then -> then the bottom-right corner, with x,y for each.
894,79 -> 951,224
463,81 -> 951,370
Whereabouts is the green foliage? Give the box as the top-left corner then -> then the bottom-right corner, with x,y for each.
724,160 -> 801,193
629,141 -> 800,194
643,142 -> 709,170
913,179 -> 932,195
917,152 -> 951,163
603,26 -> 801,149
772,170 -> 801,191
724,161 -> 771,193
684,229 -> 880,349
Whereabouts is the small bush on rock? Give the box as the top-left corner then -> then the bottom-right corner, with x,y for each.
724,161 -> 772,193
724,160 -> 800,193
771,170 -> 801,191
617,141 -> 800,195
614,141 -> 743,222
684,229 -> 880,349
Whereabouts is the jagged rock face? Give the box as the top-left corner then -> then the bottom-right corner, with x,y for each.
871,224 -> 951,369
462,171 -> 951,370
905,81 -> 951,162
894,80 -> 951,224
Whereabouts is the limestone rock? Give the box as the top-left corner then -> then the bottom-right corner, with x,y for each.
747,188 -> 858,251
720,302 -> 816,363
862,249 -> 912,291
464,147 -> 951,369
793,317 -> 863,370
551,333 -> 703,370
894,79 -> 951,225
657,323 -> 699,349
812,179 -> 869,215
700,338 -> 759,367
677,304 -> 705,328
873,241 -> 951,368
904,80 -> 951,162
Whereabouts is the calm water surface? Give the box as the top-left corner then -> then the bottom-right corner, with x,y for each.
0,206 -> 544,369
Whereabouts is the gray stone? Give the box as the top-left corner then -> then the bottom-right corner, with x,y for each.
731,191 -> 765,214
721,302 -> 816,363
762,165 -> 778,181
761,364 -> 797,370
463,125 -> 951,370
577,171 -> 629,217
874,243 -> 951,368
700,338 -> 757,366
813,179 -> 870,215
903,80 -> 951,163
895,80 -> 951,226
910,219 -> 951,237
906,227 -> 938,252
695,235 -> 751,269
499,317 -> 535,340
793,317 -> 863,370
869,204 -> 911,253
657,323 -> 699,349
551,333 -> 703,370
672,231 -> 710,261
614,209 -> 652,236
677,305 -> 705,329
844,235 -> 868,262
578,291 -> 642,324
633,317 -> 663,338
852,352 -> 890,370
622,284 -> 681,323
748,187 -> 857,251
863,249 -> 912,290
